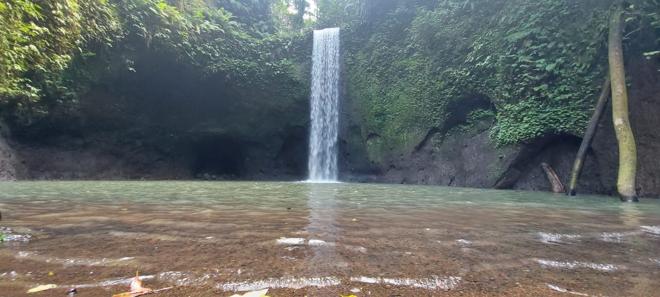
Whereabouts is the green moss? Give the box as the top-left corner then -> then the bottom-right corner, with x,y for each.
0,0 -> 309,126
341,0 -> 640,163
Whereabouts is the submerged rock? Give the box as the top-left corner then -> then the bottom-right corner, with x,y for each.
0,130 -> 23,181
0,227 -> 31,243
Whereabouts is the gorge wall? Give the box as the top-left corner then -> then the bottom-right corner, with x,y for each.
0,123 -> 23,181
335,0 -> 660,198
339,50 -> 660,197
1,0 -> 658,199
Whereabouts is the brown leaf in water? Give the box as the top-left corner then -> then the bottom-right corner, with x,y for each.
229,289 -> 270,297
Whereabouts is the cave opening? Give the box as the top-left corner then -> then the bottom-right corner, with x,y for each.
191,136 -> 245,178
444,95 -> 495,131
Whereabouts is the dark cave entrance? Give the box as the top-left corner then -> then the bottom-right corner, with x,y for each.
191,136 -> 245,178
444,95 -> 495,130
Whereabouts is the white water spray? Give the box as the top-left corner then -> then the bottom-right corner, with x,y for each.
308,28 -> 340,182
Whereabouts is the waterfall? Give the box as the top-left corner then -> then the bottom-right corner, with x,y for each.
308,28 -> 340,182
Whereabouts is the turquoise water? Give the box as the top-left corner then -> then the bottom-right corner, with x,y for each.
1,181 -> 657,210
0,182 -> 659,296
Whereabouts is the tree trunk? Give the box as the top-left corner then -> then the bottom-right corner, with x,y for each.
541,163 -> 565,194
568,77 -> 610,196
608,4 -> 638,202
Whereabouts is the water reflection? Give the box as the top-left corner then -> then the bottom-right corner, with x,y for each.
304,184 -> 346,274
619,202 -> 642,227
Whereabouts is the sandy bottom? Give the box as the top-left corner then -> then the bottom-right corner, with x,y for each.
0,182 -> 659,296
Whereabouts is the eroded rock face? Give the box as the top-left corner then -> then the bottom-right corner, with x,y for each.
343,124 -> 613,195
5,127 -> 309,181
0,123 -> 23,181
374,123 -> 520,188
0,136 -> 18,181
11,134 -> 191,180
343,55 -> 659,198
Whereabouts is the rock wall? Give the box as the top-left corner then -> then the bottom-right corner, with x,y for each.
4,128 -> 308,181
346,121 -> 609,196
0,122 -> 23,181
590,47 -> 660,198
0,135 -> 19,181
9,134 -> 190,180
341,49 -> 660,198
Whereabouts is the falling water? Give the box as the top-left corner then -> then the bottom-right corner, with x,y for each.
308,28 -> 340,182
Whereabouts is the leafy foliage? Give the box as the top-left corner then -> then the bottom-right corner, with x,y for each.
0,0 -> 308,126
0,0 -> 118,119
335,0 -> 658,163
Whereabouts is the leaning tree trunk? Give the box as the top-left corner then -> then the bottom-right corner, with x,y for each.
608,5 -> 638,202
541,163 -> 565,194
568,77 -> 611,196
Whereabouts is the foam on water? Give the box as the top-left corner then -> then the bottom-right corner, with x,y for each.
276,237 -> 362,250
218,276 -> 341,291
157,271 -> 214,286
599,232 -> 630,243
455,239 -> 472,246
537,232 -> 581,244
58,272 -> 463,292
12,251 -> 134,267
72,275 -> 155,288
298,180 -> 342,184
350,276 -> 462,291
276,237 -> 305,245
546,284 -> 590,296
308,239 -> 332,247
641,225 -> 660,235
535,259 -> 619,272
220,275 -> 463,291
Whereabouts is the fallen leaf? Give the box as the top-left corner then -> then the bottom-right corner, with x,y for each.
111,289 -> 155,297
112,271 -> 161,297
229,289 -> 270,297
341,295 -> 358,297
130,271 -> 149,292
27,284 -> 57,293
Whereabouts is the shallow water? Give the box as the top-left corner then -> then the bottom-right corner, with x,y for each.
0,181 -> 659,296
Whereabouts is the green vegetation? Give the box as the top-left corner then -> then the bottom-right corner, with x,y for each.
325,0 -> 658,162
0,0 -> 117,119
0,0 -> 310,127
1,0 -> 658,173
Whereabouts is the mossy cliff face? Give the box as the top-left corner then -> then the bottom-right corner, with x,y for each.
0,0 -> 314,180
341,0 -> 614,162
337,0 -> 660,197
2,0 -> 659,194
